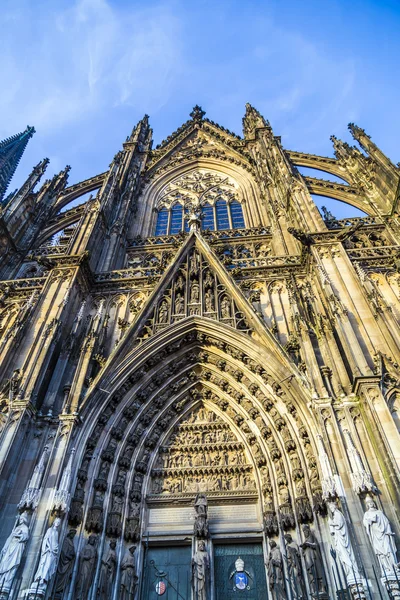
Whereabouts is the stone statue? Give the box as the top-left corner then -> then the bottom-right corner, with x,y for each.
175,293 -> 184,314
194,493 -> 209,538
75,534 -> 98,600
363,496 -> 398,575
54,529 -> 76,598
33,517 -> 61,590
158,301 -> 169,324
328,502 -> 360,581
267,540 -> 286,600
0,511 -> 30,593
97,540 -> 117,600
284,534 -> 306,600
120,546 -> 138,600
300,525 -> 326,596
220,296 -> 231,319
204,289 -> 214,312
192,540 -> 209,600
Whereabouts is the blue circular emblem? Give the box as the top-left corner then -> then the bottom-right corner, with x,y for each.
234,572 -> 248,591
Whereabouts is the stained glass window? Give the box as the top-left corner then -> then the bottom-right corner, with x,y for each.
230,200 -> 245,229
155,208 -> 168,235
201,203 -> 215,230
170,204 -> 183,234
216,199 -> 230,230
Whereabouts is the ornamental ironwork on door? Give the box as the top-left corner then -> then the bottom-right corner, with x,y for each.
214,543 -> 268,600
141,546 -> 191,599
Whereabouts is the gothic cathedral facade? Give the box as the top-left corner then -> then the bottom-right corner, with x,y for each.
0,105 -> 399,600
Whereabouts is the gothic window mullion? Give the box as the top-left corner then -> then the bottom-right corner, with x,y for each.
227,201 -> 233,229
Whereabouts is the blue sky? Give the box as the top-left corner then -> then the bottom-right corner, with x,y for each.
1,0 -> 399,218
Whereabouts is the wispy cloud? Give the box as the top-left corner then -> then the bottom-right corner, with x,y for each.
0,0 -> 183,135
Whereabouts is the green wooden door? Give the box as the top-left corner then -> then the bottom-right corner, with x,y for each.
141,545 -> 191,600
214,543 -> 268,600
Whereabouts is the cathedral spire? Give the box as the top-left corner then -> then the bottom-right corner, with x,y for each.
242,103 -> 269,138
0,125 -> 35,203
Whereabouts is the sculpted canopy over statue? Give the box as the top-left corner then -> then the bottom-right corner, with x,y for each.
33,517 -> 61,590
328,503 -> 360,581
0,511 -> 30,592
363,497 -> 398,575
192,540 -> 209,600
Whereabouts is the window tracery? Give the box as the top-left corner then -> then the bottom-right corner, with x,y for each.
154,169 -> 245,234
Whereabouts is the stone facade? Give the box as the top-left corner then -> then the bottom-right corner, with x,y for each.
0,104 -> 399,599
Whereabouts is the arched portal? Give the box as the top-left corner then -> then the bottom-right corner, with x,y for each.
61,314 -> 327,600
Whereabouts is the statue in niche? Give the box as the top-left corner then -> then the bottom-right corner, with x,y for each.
220,296 -> 231,319
75,534 -> 98,600
267,540 -> 286,600
158,300 -> 169,324
192,540 -> 209,600
190,252 -> 200,276
175,293 -> 184,314
204,289 -> 214,312
204,271 -> 213,288
328,502 -> 360,581
54,529 -> 76,598
190,282 -> 200,303
32,517 -> 61,591
120,546 -> 138,600
300,525 -> 326,596
97,540 -> 117,600
176,274 -> 185,290
284,534 -> 306,600
0,511 -> 30,592
363,496 -> 398,576
125,500 -> 140,542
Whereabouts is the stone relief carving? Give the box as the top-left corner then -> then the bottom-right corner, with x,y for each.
54,529 -> 76,598
363,497 -> 399,576
267,540 -> 286,600
328,502 -> 361,582
192,540 -> 209,600
120,546 -> 138,600
97,540 -> 117,600
300,525 -> 327,596
0,512 -> 30,594
74,534 -> 98,600
31,518 -> 61,594
150,406 -> 256,497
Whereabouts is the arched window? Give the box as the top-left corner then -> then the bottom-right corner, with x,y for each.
230,200 -> 245,229
201,203 -> 214,230
155,208 -> 169,235
170,204 -> 183,234
215,199 -> 229,230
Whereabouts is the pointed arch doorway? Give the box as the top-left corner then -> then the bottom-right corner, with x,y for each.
140,402 -> 268,599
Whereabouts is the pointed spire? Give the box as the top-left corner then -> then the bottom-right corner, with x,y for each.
316,434 -> 339,499
18,445 -> 49,511
343,429 -> 376,495
3,157 -> 49,215
242,103 -> 269,138
53,448 -> 75,513
0,125 -> 35,203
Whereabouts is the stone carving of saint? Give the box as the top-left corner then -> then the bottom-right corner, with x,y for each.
33,517 -> 61,590
75,534 -> 98,600
190,252 -> 200,276
204,289 -> 214,312
267,541 -> 286,600
300,525 -> 326,596
97,540 -> 117,600
328,502 -> 360,581
120,546 -> 138,600
54,529 -> 76,597
0,511 -> 30,592
175,293 -> 184,314
220,296 -> 231,319
158,301 -> 169,324
284,534 -> 306,600
190,282 -> 200,303
194,493 -> 209,538
192,540 -> 209,600
363,496 -> 398,575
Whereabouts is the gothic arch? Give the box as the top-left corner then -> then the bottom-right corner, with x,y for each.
133,159 -> 265,239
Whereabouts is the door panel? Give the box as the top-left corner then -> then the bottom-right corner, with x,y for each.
141,545 -> 191,600
214,543 -> 268,600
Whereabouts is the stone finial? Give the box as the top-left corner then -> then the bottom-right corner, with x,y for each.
18,446 -> 49,511
190,105 -> 206,122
